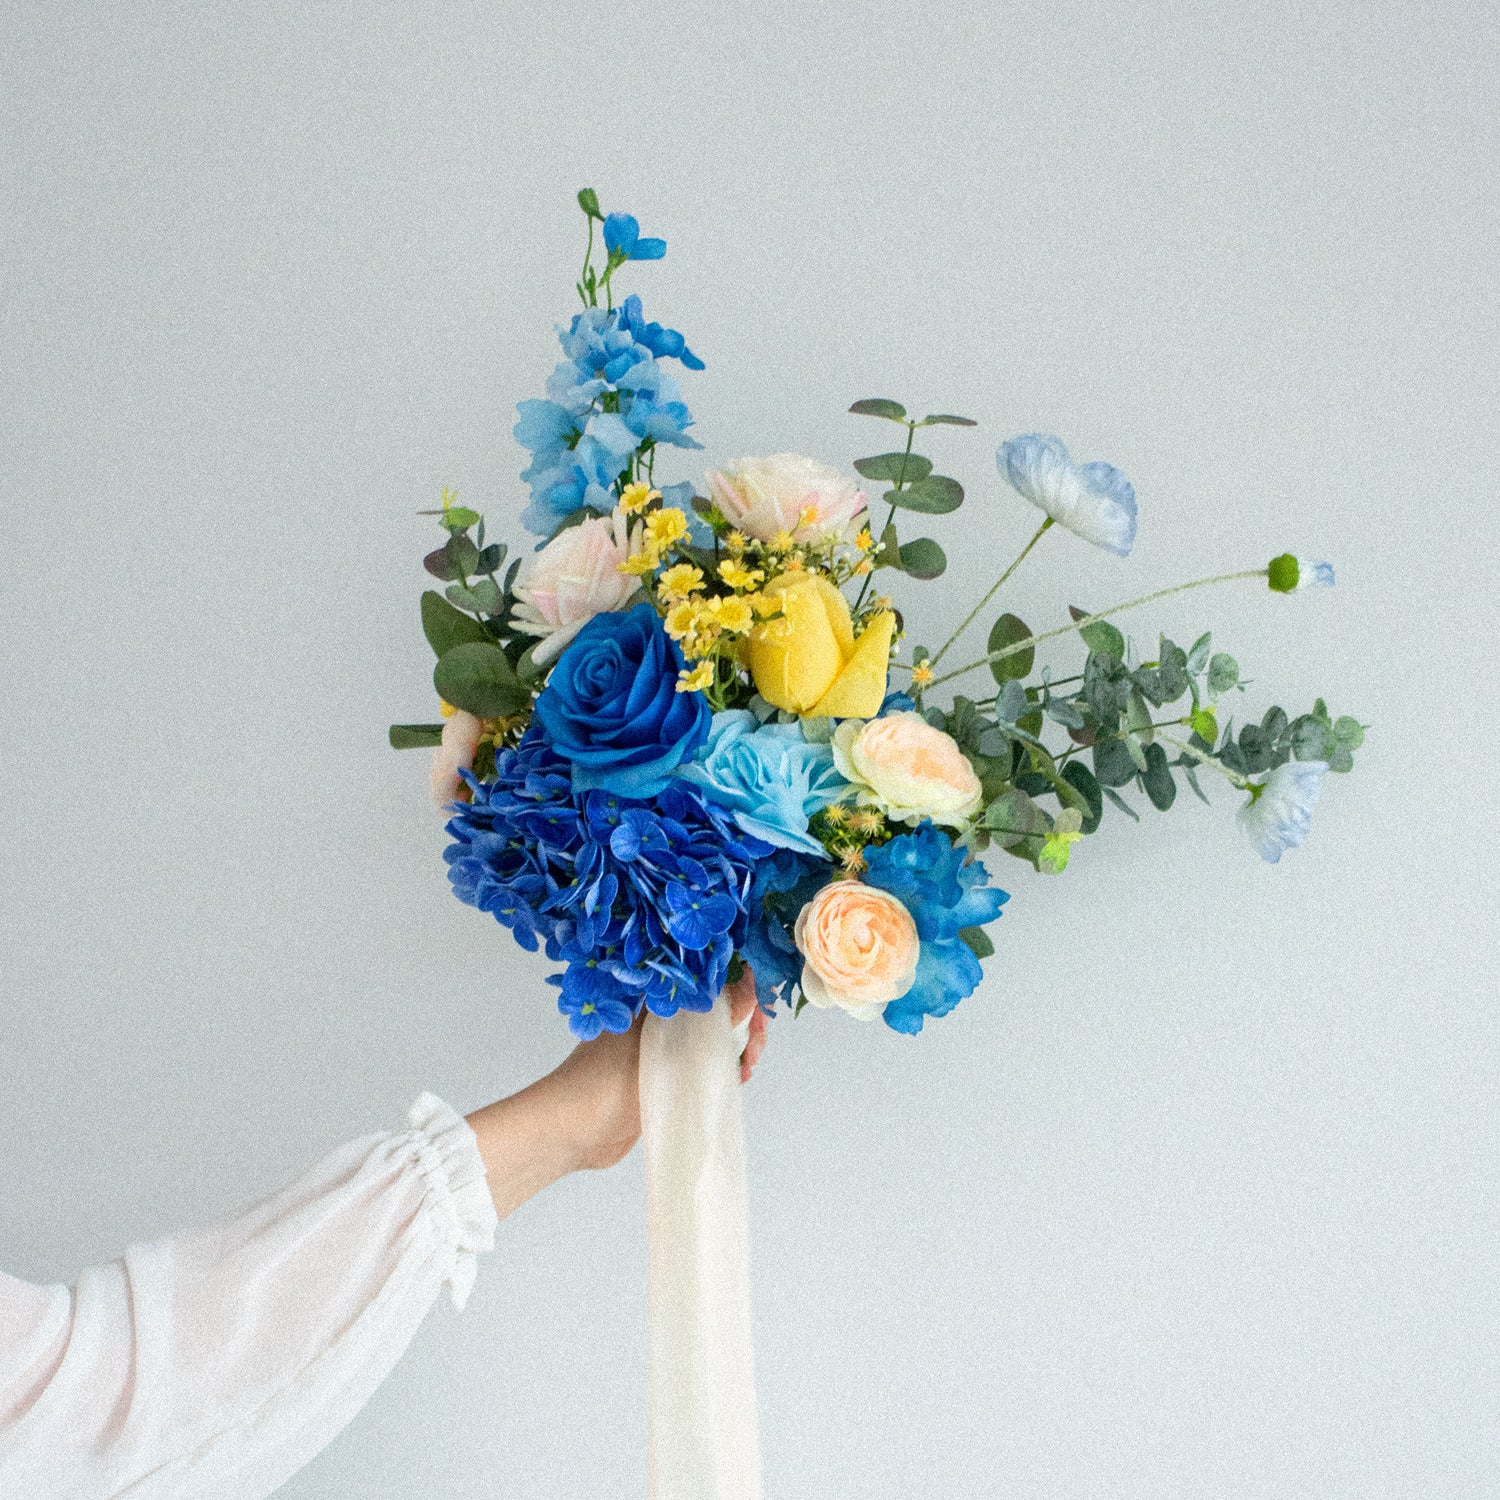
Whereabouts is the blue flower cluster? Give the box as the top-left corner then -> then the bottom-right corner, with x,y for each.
444,727 -> 773,1040
516,290 -> 704,538
862,824 -> 1010,1033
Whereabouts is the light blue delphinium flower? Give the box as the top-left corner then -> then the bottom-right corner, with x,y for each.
1237,759 -> 1328,863
676,711 -> 850,857
603,212 -> 667,261
1267,553 -> 1336,591
998,433 -> 1137,557
519,432 -> 630,536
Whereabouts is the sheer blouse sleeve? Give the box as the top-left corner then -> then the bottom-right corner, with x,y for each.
0,1092 -> 499,1499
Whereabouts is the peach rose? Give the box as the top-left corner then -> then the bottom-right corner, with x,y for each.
510,509 -> 644,666
794,880 -> 919,1019
429,709 -> 484,809
705,454 -> 867,543
832,711 -> 983,829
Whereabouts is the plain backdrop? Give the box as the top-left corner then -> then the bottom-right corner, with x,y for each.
3,3 -> 1498,1497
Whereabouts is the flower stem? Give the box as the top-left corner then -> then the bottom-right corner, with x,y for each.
1156,732 -> 1250,789
925,568 -> 1269,690
929,516 -> 1053,666
853,421 -> 916,610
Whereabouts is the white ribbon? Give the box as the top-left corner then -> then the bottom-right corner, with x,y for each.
640,994 -> 764,1500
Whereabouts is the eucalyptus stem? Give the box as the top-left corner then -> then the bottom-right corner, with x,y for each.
1157,731 -> 1249,789
853,421 -> 916,610
929,516 -> 1053,666
925,567 -> 1269,690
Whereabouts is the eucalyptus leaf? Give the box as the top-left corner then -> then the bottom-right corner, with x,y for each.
800,716 -> 834,744
388,723 -> 445,749
1045,696 -> 1087,729
516,644 -> 548,687
432,642 -> 529,718
976,728 -> 1010,758
958,926 -> 995,959
854,452 -> 933,483
1187,631 -> 1213,674
446,578 -> 504,616
1182,764 -> 1211,805
1141,742 -> 1177,810
439,506 -> 481,533
1092,737 -> 1137,787
994,679 -> 1029,726
987,613 -> 1034,684
1060,761 -> 1104,834
1189,706 -> 1219,747
423,544 -> 463,582
748,694 -> 778,723
886,474 -> 963,514
919,413 -> 979,427
421,590 -> 491,658
849,398 -> 907,421
898,537 -> 947,579
1078,616 -> 1125,659
1207,652 -> 1240,694
1125,732 -> 1149,773
477,542 -> 507,575
1102,786 -> 1140,822
1333,716 -> 1365,749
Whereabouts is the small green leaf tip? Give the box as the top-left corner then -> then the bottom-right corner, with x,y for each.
1267,553 -> 1300,592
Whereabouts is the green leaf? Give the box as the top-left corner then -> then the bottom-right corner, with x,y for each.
446,578 -> 504,616
1329,744 -> 1355,773
388,723 -> 445,749
423,542 -> 464,583
886,475 -> 963,514
421,590 -> 491,658
1075,611 -> 1125,659
1092,736 -> 1137,787
432,642 -> 530,718
577,187 -> 602,218
1125,688 -> 1154,742
983,787 -> 1048,848
1141,742 -> 1177,810
898,537 -> 946,579
876,519 -> 901,569
1333,716 -> 1365,750
1189,706 -> 1219,746
918,413 -> 979,427
1207,652 -> 1240,694
439,505 -> 481,534
854,452 -> 933,483
477,542 -> 507,575
516,644 -> 548,688
1102,786 -> 1140,822
1290,715 -> 1335,760
1187,631 -> 1213,674
800,716 -> 834,744
958,926 -> 995,959
1061,761 -> 1104,834
987,613 -> 1034,684
1125,732 -> 1149,773
1182,765 -> 1211,805
849,398 -> 907,421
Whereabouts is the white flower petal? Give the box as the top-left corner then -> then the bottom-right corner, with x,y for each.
998,434 -> 1137,556
1238,760 -> 1328,863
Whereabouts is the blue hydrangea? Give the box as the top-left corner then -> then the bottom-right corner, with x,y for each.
738,848 -> 833,1007
861,823 -> 1010,1034
516,294 -> 704,538
443,726 -> 773,1038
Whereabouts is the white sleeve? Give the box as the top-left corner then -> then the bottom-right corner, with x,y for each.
0,1092 -> 499,1500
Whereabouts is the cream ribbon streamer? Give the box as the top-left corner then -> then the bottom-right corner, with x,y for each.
640,994 -> 764,1500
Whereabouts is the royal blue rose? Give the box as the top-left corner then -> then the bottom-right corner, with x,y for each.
534,601 -> 710,798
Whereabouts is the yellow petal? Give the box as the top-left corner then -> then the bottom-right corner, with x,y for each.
748,573 -> 846,712
809,610 -> 895,719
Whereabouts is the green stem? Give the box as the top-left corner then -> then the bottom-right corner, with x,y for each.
579,218 -> 596,308
929,516 -> 1053,666
1157,731 -> 1249,789
853,421 -> 916,609
926,568 -> 1269,690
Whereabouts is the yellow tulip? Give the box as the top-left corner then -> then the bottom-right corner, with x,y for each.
748,572 -> 895,718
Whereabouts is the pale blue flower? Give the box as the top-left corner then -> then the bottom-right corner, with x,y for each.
1301,561 -> 1335,588
676,711 -> 849,856
1238,759 -> 1328,863
603,212 -> 667,261
998,434 -> 1137,556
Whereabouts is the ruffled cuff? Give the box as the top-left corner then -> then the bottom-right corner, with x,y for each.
405,1092 -> 499,1311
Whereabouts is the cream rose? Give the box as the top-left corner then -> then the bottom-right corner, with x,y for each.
705,454 -> 867,543
429,709 -> 483,809
832,712 -> 983,829
510,509 -> 644,666
794,880 -> 919,1019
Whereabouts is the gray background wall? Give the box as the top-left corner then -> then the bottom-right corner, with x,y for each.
3,3 -> 1497,1496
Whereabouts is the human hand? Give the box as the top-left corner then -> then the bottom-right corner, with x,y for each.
465,968 -> 769,1216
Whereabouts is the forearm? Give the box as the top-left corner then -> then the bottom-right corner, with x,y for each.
464,1071 -> 587,1221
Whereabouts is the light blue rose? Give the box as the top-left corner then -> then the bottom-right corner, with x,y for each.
676,711 -> 848,856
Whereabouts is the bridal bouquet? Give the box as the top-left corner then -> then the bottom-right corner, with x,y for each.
391,189 -> 1364,1041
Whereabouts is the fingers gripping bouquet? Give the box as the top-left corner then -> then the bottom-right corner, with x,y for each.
392,190 -> 1365,1040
